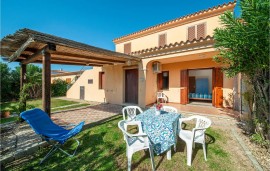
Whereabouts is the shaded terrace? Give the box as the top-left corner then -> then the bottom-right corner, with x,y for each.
0,28 -> 141,116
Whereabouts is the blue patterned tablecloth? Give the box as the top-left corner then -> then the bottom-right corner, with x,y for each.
135,108 -> 181,155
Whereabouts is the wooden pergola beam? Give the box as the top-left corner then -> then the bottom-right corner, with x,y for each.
20,64 -> 27,111
9,37 -> 34,62
49,51 -> 126,63
21,45 -> 48,64
20,60 -> 103,66
20,64 -> 27,88
49,58 -> 114,65
42,51 -> 51,116
49,60 -> 104,66
50,54 -> 124,64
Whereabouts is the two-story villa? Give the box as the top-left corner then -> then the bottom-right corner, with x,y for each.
67,1 -> 239,109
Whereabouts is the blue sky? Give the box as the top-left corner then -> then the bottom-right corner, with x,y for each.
1,0 -> 239,71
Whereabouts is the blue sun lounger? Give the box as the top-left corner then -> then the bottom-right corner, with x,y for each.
20,108 -> 84,164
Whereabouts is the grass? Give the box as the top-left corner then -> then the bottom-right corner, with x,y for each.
1,98 -> 89,124
0,117 -> 19,124
5,116 -> 236,171
0,98 -> 89,114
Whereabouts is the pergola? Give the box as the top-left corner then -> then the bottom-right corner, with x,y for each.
0,28 -> 140,116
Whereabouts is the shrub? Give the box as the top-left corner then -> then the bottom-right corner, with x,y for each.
51,79 -> 69,97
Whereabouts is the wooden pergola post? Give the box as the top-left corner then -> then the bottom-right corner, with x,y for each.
42,50 -> 51,116
20,64 -> 27,111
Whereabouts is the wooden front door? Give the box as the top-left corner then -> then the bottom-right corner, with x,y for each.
212,68 -> 223,107
189,76 -> 196,93
80,86 -> 85,100
180,70 -> 188,104
157,73 -> 163,91
125,69 -> 138,104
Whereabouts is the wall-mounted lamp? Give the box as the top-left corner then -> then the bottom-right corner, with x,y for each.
126,60 -> 131,66
152,61 -> 161,73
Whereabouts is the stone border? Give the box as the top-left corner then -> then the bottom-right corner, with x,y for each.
231,128 -> 264,171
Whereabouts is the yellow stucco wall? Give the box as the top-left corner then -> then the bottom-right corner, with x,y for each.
102,65 -> 124,104
115,15 -> 221,53
67,57 -> 234,108
66,67 -> 105,102
66,64 -> 145,106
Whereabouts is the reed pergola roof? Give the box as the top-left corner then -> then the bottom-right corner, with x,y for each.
0,28 -> 141,116
0,28 -> 141,66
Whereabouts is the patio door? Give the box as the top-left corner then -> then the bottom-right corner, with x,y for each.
180,70 -> 188,104
125,69 -> 138,104
212,68 -> 223,107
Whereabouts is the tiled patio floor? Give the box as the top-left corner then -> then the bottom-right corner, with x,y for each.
163,102 -> 240,119
0,102 -> 122,164
52,103 -> 122,125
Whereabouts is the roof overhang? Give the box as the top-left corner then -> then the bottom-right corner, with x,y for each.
51,71 -> 83,77
0,29 -> 141,66
131,35 -> 215,58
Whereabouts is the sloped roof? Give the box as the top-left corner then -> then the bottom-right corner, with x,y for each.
1,29 -> 140,66
132,35 -> 215,58
51,71 -> 83,77
113,1 -> 236,44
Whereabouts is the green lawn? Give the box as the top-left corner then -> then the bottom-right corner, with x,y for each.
0,117 -> 18,124
5,116 -> 237,171
1,98 -> 89,115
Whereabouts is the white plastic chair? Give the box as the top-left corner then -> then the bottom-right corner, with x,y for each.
122,106 -> 143,121
157,92 -> 167,103
178,115 -> 212,166
162,106 -> 178,113
118,120 -> 155,171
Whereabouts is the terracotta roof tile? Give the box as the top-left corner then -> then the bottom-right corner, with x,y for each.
129,35 -> 214,56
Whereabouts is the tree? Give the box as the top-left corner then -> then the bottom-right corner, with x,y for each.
214,0 -> 269,142
25,64 -> 42,98
10,67 -> 21,100
51,79 -> 69,97
0,63 -> 42,102
0,62 -> 12,102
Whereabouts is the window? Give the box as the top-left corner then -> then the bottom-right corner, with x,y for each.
88,79 -> 93,84
197,23 -> 205,39
124,43 -> 131,54
158,33 -> 166,47
187,26 -> 196,41
99,72 -> 105,89
157,71 -> 169,90
187,23 -> 206,41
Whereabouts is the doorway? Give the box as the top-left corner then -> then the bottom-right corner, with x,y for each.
125,69 -> 138,104
180,68 -> 223,107
188,69 -> 212,105
80,86 -> 85,100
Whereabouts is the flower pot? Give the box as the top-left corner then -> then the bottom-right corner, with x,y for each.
1,111 -> 11,118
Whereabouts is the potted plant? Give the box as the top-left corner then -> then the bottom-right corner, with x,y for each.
154,102 -> 163,115
1,110 -> 11,118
